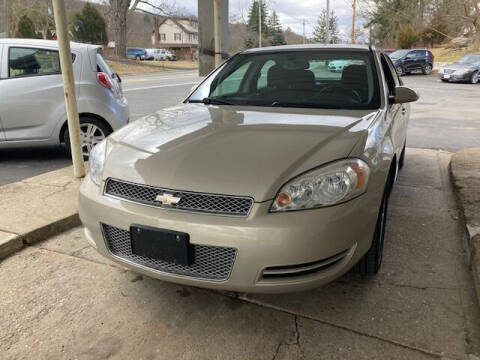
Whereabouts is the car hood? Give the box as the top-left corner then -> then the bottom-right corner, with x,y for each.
105,104 -> 377,201
443,63 -> 476,71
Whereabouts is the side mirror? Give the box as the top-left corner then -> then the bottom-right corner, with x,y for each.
112,72 -> 122,83
390,86 -> 419,104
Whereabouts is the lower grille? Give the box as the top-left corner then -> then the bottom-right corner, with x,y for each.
444,69 -> 455,75
102,224 -> 237,281
261,249 -> 349,280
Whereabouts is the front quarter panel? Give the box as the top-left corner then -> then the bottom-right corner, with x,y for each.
349,110 -> 395,202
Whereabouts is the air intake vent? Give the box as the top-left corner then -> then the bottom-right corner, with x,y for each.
102,224 -> 237,281
261,250 -> 349,279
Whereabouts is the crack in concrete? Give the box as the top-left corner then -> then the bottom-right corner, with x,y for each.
33,245 -> 122,270
271,315 -> 301,360
237,295 -> 453,359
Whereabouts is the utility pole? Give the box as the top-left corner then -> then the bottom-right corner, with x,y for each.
325,0 -> 330,45
351,0 -> 357,44
258,0 -> 262,47
52,0 -> 85,178
213,0 -> 222,67
3,0 -> 9,37
302,18 -> 306,44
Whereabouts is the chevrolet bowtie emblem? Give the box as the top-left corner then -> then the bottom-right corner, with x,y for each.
155,193 -> 181,205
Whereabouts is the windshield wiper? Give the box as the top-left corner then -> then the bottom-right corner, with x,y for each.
202,97 -> 234,105
271,101 -> 342,109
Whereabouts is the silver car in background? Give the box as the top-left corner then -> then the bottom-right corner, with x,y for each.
439,54 -> 480,84
0,39 -> 129,157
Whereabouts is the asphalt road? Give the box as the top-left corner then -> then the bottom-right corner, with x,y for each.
0,70 -> 200,186
0,70 -> 478,186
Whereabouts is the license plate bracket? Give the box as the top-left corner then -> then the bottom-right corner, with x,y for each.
130,225 -> 193,266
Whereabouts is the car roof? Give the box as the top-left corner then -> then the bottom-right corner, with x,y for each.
0,38 -> 100,51
241,44 -> 373,54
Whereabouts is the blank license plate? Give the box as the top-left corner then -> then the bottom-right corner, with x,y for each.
130,225 -> 193,265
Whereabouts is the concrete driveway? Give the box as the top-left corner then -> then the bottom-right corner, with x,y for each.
1,148 -> 479,359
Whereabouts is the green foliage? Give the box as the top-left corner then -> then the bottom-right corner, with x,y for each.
71,3 -> 108,45
245,1 -> 287,48
17,15 -> 37,39
313,10 -> 340,44
269,11 -> 286,46
397,25 -> 419,48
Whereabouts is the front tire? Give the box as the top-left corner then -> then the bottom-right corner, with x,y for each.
396,66 -> 404,76
355,186 -> 389,275
64,117 -> 112,160
470,71 -> 479,84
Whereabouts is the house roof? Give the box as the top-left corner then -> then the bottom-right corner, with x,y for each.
158,17 -> 198,34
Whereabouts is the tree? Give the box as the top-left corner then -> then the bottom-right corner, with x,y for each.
397,24 -> 419,48
103,0 -> 174,58
268,11 -> 286,46
72,3 -> 108,45
313,10 -> 340,44
16,15 -> 36,38
245,0 -> 270,47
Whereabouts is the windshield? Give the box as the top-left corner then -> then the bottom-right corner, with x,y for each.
389,50 -> 409,59
188,50 -> 380,110
457,54 -> 480,65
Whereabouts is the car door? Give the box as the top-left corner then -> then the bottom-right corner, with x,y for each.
403,51 -> 417,72
0,45 -> 76,141
381,53 -> 406,156
0,43 -> 5,142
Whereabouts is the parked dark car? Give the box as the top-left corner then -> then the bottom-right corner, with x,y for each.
126,48 -> 151,61
389,49 -> 434,76
439,54 -> 480,84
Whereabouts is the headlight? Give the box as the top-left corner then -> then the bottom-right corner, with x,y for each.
89,139 -> 108,186
270,159 -> 370,212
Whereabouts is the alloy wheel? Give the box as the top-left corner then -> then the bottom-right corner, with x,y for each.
471,72 -> 479,84
423,64 -> 432,75
79,123 -> 106,157
396,66 -> 404,76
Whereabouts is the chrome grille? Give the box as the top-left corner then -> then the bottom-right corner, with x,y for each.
444,69 -> 455,74
102,224 -> 237,281
104,178 -> 253,217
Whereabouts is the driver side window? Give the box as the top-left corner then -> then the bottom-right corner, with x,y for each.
380,54 -> 397,97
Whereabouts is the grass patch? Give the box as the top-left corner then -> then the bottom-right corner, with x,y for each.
143,60 -> 199,70
106,60 -> 167,75
431,46 -> 477,63
105,59 -> 198,75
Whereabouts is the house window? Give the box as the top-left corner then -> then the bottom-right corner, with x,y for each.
188,33 -> 194,42
174,33 -> 181,41
159,33 -> 166,41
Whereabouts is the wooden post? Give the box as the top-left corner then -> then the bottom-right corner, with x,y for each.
213,0 -> 222,67
325,0 -> 330,44
52,0 -> 85,178
351,0 -> 357,44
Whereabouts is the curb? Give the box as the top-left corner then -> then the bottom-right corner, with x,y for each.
449,149 -> 480,304
0,166 -> 81,261
0,214 -> 80,260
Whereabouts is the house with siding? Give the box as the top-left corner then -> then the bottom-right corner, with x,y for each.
153,17 -> 198,60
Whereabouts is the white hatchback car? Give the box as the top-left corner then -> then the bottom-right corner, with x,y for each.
0,39 -> 129,157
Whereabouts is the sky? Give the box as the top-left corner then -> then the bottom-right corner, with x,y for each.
171,0 -> 366,41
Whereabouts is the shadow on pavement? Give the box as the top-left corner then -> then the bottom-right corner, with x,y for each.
0,146 -> 72,186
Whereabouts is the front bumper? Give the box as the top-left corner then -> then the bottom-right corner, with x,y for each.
79,176 -> 379,293
439,72 -> 472,82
